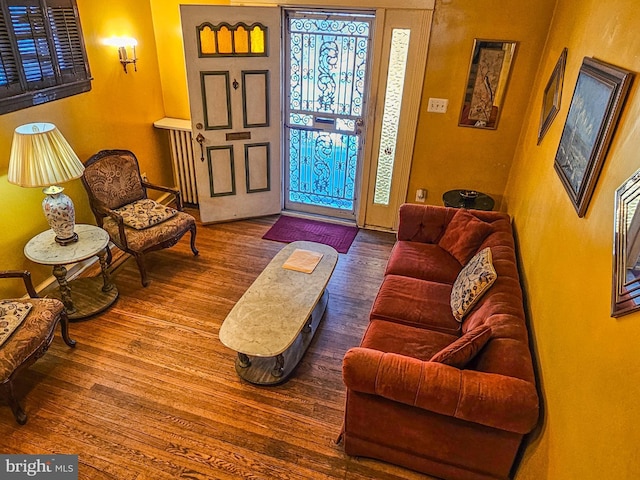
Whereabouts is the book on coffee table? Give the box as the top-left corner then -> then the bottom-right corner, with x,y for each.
282,248 -> 324,273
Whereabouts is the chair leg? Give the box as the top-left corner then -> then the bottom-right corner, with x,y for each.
135,253 -> 150,287
190,224 -> 199,256
59,311 -> 77,348
4,381 -> 27,425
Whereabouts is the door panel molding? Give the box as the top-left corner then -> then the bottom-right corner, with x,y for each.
242,70 -> 270,128
207,145 -> 236,197
245,142 -> 271,193
201,71 -> 232,130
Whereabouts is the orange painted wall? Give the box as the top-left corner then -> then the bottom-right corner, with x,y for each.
410,0 -> 556,209
149,0 -> 228,120
504,0 -> 640,478
0,0 -> 170,297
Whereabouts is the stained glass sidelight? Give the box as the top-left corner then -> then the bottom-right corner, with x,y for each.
373,28 -> 410,205
286,13 -> 372,211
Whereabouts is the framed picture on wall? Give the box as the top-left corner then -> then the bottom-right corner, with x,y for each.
538,48 -> 567,144
554,57 -> 633,217
458,39 -> 517,129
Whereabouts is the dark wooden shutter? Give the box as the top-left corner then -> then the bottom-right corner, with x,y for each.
0,3 -> 22,97
0,0 -> 91,113
46,0 -> 89,82
8,0 -> 56,89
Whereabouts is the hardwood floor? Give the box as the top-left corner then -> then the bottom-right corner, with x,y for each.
0,212 -> 433,480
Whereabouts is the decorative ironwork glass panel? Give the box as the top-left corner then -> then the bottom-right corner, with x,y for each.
288,16 -> 369,116
288,129 -> 358,210
373,28 -> 410,205
286,12 -> 372,212
198,22 -> 267,57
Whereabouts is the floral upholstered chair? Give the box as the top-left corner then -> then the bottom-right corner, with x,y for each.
0,270 -> 76,424
82,149 -> 199,287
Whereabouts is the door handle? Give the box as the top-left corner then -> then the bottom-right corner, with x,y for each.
195,133 -> 205,162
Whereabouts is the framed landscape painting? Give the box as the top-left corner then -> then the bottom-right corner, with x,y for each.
554,57 -> 633,217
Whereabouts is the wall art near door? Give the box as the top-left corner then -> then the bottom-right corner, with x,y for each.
538,48 -> 567,144
459,39 -> 517,130
612,168 -> 640,317
554,57 -> 633,217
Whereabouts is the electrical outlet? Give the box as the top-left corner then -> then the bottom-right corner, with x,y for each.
141,172 -> 148,182
427,97 -> 449,113
415,188 -> 427,202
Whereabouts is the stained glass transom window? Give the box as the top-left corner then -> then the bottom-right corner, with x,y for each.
198,22 -> 267,57
373,28 -> 410,205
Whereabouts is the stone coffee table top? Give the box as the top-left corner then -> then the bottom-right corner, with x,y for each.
220,240 -> 338,358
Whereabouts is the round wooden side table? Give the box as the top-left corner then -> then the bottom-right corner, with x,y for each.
24,224 -> 118,320
442,189 -> 495,211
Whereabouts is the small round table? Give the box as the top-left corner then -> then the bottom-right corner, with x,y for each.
24,224 -> 118,320
442,189 -> 495,211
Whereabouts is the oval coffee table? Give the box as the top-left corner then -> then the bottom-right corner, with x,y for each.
219,241 -> 338,385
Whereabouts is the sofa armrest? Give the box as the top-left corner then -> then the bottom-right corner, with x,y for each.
343,347 -> 539,434
397,203 -> 455,243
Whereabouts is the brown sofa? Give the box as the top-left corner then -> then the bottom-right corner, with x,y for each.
341,203 -> 538,480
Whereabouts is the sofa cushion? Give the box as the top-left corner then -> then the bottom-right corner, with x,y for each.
385,241 -> 461,284
451,247 -> 497,321
371,275 -> 460,334
430,324 -> 492,368
438,209 -> 493,264
361,319 -> 458,362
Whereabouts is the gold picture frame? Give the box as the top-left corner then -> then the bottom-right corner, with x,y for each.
459,39 -> 517,130
538,48 -> 567,144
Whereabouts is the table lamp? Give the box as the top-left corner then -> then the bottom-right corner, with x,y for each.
8,123 -> 85,246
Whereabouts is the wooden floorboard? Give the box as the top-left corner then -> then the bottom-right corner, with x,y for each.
0,211 -> 434,480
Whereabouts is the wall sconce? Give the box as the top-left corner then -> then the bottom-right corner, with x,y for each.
107,37 -> 138,73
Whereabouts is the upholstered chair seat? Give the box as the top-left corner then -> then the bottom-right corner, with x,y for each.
82,149 -> 199,286
0,270 -> 76,424
102,210 -> 196,253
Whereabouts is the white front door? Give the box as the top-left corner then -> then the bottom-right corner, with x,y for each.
181,5 -> 281,223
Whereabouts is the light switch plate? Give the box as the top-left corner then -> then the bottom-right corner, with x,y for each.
427,98 -> 448,113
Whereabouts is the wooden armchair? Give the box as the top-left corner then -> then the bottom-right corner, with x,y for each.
0,270 -> 76,424
82,149 -> 199,287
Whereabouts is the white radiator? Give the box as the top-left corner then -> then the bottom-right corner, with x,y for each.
153,117 -> 198,205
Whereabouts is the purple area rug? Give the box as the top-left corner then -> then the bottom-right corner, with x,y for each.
262,215 -> 358,253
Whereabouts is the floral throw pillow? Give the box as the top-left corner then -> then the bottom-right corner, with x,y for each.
0,301 -> 32,347
115,199 -> 177,230
450,247 -> 497,321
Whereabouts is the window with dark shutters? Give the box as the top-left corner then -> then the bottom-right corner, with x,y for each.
0,0 -> 91,114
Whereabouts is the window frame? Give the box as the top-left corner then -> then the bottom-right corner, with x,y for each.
0,0 -> 91,115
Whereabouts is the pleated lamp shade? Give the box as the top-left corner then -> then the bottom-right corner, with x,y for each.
8,123 -> 84,187
8,123 -> 85,245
